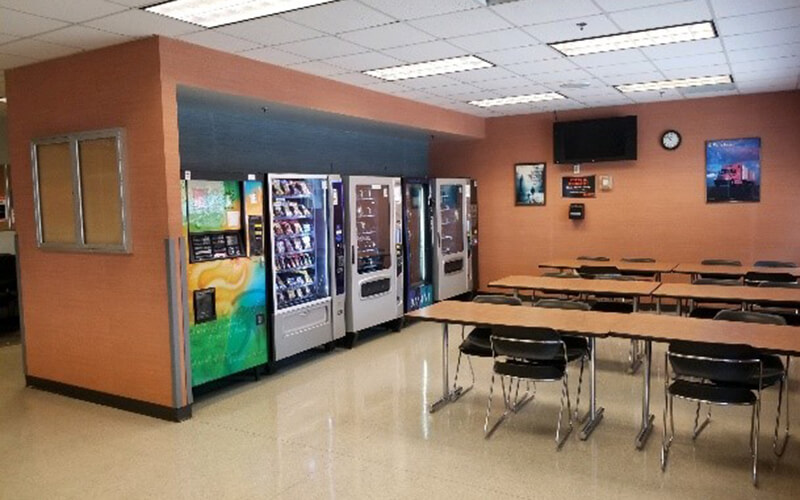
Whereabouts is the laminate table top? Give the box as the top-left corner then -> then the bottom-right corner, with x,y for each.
538,259 -> 678,273
673,263 -> 800,278
489,275 -> 661,297
653,283 -> 800,305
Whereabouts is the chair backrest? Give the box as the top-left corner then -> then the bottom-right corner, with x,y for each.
490,325 -> 563,361
754,260 -> 798,268
473,294 -> 523,306
744,271 -> 797,286
541,270 -> 580,279
577,256 -> 610,261
593,274 -> 639,281
621,257 -> 655,263
758,281 -> 800,289
701,259 -> 742,266
691,277 -> 741,286
534,298 -> 591,311
713,309 -> 787,325
668,340 -> 760,384
577,265 -> 621,278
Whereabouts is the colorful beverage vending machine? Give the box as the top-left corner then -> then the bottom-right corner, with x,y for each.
267,174 -> 345,360
468,179 -> 478,292
345,176 -> 404,338
181,175 -> 268,387
402,178 -> 434,312
433,178 -> 471,301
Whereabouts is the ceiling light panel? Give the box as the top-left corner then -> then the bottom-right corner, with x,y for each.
614,74 -> 732,93
363,56 -> 494,81
145,0 -> 339,28
550,21 -> 716,56
469,92 -> 565,108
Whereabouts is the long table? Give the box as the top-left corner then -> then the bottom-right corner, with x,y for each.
407,300 -> 800,450
669,263 -> 800,279
538,259 -> 678,280
654,283 -> 800,314
490,275 -> 660,305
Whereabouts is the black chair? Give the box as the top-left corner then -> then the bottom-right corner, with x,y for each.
485,325 -> 588,449
687,278 -> 743,319
541,270 -> 579,278
754,260 -> 798,268
756,281 -> 800,325
744,272 -> 797,287
699,259 -> 743,281
577,265 -> 621,279
453,295 -> 522,397
620,257 -> 658,279
577,256 -> 610,261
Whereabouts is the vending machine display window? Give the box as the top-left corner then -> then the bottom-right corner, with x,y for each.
439,184 -> 464,255
355,184 -> 391,274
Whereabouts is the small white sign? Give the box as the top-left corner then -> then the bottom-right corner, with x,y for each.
184,170 -> 191,180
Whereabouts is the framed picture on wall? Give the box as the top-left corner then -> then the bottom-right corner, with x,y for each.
706,137 -> 761,203
515,162 -> 546,206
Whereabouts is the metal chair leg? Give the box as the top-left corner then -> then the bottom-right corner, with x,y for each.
452,350 -> 475,397
692,402 -> 712,440
574,356 -> 588,424
555,369 -> 573,450
773,357 -> 790,457
661,353 -> 674,472
485,375 -> 512,439
752,397 -> 761,487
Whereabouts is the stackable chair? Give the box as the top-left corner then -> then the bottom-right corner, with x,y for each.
541,269 -> 580,278
586,275 -> 641,372
754,260 -> 798,268
453,295 -> 523,399
620,256 -> 658,280
687,277 -> 743,319
484,325 -> 589,450
577,265 -> 621,279
744,272 -> 797,287
661,310 -> 790,486
757,281 -> 800,325
697,259 -> 743,281
577,256 -> 610,261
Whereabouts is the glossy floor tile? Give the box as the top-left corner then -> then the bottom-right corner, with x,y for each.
1,320 -> 799,499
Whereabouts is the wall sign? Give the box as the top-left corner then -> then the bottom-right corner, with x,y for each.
562,175 -> 596,198
515,162 -> 546,206
706,137 -> 761,203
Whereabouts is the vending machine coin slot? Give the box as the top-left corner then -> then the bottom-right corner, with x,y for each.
194,288 -> 217,324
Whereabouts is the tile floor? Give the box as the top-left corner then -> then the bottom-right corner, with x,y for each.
1,320 -> 799,499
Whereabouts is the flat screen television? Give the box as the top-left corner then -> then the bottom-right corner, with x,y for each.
553,115 -> 637,164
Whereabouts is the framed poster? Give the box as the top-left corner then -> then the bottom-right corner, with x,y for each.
515,162 -> 546,206
706,137 -> 761,203
562,175 -> 596,198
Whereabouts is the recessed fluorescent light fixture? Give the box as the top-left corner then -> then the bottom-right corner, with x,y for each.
550,21 -> 716,56
615,74 -> 732,93
363,56 -> 494,81
145,0 -> 339,28
469,92 -> 565,108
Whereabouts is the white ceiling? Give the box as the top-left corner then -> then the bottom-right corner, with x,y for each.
0,0 -> 799,117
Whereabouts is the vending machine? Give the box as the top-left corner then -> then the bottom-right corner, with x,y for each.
468,179 -> 479,292
181,175 -> 268,387
345,176 -> 404,335
267,174 -> 345,361
402,178 -> 434,312
433,178 -> 472,301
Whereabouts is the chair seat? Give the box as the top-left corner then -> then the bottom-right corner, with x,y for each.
591,302 -> 634,314
563,335 -> 590,360
715,355 -> 785,389
669,380 -> 756,405
494,360 -> 566,380
459,327 -> 492,357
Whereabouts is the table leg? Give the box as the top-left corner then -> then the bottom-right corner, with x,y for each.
656,297 -> 662,315
580,337 -> 604,440
635,340 -> 655,449
628,297 -> 643,375
677,299 -> 682,317
430,323 -> 464,413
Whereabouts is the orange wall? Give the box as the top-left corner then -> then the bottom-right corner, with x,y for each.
6,38 -> 179,406
430,91 -> 800,290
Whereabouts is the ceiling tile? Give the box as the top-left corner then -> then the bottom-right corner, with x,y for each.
0,8 -> 69,37
0,38 -> 80,60
640,38 -> 723,60
238,46 -> 309,66
217,17 -> 323,46
478,76 -> 540,90
710,0 -> 800,18
282,0 -> 394,34
733,67 -> 800,82
652,52 -> 728,71
577,95 -> 633,107
625,88 -> 682,103
327,71 -> 384,86
569,49 -> 649,69
599,71 -> 665,85
35,25 -> 133,50
360,0 -> 479,20
424,82 -> 484,97
360,80 -> 411,94
339,22 -> 435,50
716,7 -> 800,37
104,0 -> 155,6
448,28 -> 538,54
84,9 -> 199,38
681,87 -> 739,99
587,60 -> 659,77
177,31 -> 260,53
0,52 -> 38,70
490,0 -> 601,27
731,57 -> 799,75
533,68 -> 595,84
609,0 -> 711,31
395,75 -> 461,90
0,0 -> 127,23
727,43 -> 800,64
594,0 -> 693,11
407,8 -> 512,39
478,44 -> 561,65
382,40 -> 465,63
326,51 -> 401,72
278,36 -> 367,59
523,14 -> 619,44
722,27 -> 800,51
661,63 -> 731,79
288,60 -> 348,77
0,33 -> 17,44
736,76 -> 798,93
447,66 -> 517,83
556,80 -> 624,98
506,57 -> 577,76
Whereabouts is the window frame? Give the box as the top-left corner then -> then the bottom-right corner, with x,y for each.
31,128 -> 131,253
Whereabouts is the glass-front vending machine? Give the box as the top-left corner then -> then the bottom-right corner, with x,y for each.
402,178 -> 434,312
433,178 -> 471,301
267,174 -> 344,360
345,176 -> 404,339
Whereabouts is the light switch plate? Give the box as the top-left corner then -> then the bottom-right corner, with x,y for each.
600,175 -> 613,191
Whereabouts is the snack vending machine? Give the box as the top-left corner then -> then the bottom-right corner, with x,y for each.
182,175 -> 268,387
345,176 -> 404,335
268,174 -> 345,360
402,178 -> 434,312
433,178 -> 471,301
468,179 -> 478,292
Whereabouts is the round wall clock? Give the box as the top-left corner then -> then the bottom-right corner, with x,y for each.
661,130 -> 681,150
